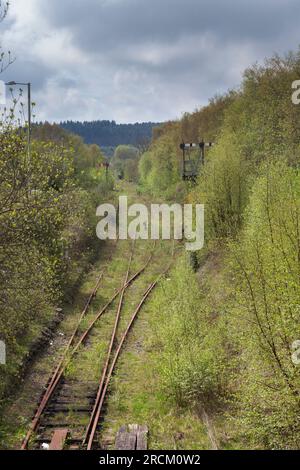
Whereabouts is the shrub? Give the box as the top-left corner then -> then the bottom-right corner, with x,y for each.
150,258 -> 228,408
229,160 -> 300,448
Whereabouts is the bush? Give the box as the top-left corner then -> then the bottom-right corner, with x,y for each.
229,160 -> 300,448
192,130 -> 252,241
0,126 -> 112,402
149,258 -> 228,408
139,133 -> 180,198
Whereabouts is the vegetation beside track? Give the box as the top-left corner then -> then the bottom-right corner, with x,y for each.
0,122 -> 114,442
135,50 -> 300,449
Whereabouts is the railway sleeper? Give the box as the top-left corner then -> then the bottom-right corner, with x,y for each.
38,423 -> 76,429
45,406 -> 93,413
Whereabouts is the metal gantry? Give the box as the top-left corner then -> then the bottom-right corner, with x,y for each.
180,141 -> 215,181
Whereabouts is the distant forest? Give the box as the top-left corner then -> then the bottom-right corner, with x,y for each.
59,120 -> 162,147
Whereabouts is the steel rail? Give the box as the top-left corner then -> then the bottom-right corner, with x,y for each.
20,271 -> 104,450
83,245 -> 134,445
21,243 -> 155,450
86,262 -> 173,450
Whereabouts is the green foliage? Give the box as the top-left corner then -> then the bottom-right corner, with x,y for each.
0,123 -> 113,401
191,131 -> 252,240
139,132 -> 180,198
111,145 -> 140,182
228,160 -> 300,448
114,145 -> 139,161
139,49 -> 300,448
150,258 -> 229,408
90,167 -> 114,198
123,159 -> 139,182
32,122 -> 108,189
138,94 -> 234,199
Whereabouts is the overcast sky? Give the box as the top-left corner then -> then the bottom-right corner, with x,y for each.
1,0 -> 300,123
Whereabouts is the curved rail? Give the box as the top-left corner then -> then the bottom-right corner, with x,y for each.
85,260 -> 174,450
83,245 -> 134,446
21,242 -> 155,450
21,271 -> 104,450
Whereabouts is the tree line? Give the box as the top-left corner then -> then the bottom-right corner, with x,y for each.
59,120 -> 161,148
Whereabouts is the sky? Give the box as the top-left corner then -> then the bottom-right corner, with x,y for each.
1,0 -> 300,123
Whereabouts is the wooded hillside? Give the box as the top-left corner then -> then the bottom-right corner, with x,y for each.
59,120 -> 161,148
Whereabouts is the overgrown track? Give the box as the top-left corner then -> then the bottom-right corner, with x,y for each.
84,241 -> 175,450
84,258 -> 172,449
20,270 -> 105,450
21,240 -> 173,450
82,245 -> 134,449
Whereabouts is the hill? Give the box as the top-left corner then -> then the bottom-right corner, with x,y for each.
59,120 -> 162,149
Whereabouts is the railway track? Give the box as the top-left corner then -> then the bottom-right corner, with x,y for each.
21,239 -> 174,450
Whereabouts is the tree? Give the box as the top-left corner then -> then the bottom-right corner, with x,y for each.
124,159 -> 139,182
114,145 -> 139,161
0,1 -> 14,73
111,145 -> 140,181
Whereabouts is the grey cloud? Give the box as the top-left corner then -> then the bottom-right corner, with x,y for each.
1,0 -> 300,122
40,0 -> 300,52
1,57 -> 54,91
1,58 -> 52,90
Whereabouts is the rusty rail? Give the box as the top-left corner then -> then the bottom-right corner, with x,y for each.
21,243 -> 155,450
85,260 -> 174,450
21,271 -> 104,450
83,245 -> 134,446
